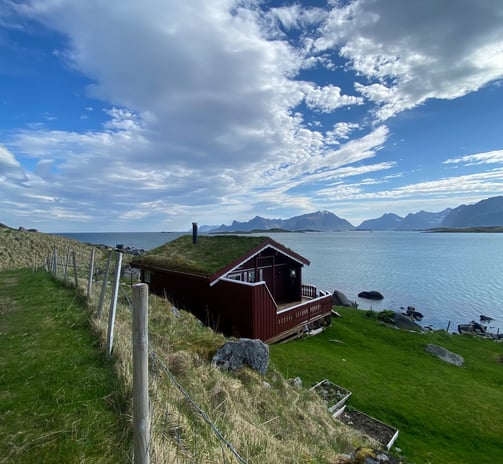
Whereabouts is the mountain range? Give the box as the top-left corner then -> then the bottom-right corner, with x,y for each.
207,196 -> 503,232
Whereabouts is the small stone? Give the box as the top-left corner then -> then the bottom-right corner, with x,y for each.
288,376 -> 303,388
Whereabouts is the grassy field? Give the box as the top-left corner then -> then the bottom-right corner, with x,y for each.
0,268 -> 131,463
270,307 -> 503,464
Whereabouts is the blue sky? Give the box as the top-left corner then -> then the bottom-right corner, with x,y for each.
1,0 -> 503,232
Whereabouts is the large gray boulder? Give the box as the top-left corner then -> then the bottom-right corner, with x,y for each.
333,290 -> 358,308
392,313 -> 423,331
425,344 -> 464,366
358,290 -> 384,300
212,338 -> 269,376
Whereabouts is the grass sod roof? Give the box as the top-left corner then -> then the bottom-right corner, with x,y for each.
132,234 -> 271,277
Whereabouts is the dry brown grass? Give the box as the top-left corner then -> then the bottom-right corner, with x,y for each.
0,225 -> 105,271
90,288 -> 376,464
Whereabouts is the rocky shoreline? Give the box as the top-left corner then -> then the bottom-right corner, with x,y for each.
332,289 -> 502,341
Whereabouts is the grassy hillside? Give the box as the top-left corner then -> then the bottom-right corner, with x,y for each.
5,226 -> 500,462
270,308 -> 503,464
1,228 -> 376,463
0,223 -> 105,271
91,281 -> 375,463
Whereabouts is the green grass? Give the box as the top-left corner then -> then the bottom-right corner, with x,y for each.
0,269 -> 131,463
5,247 -> 501,463
270,307 -> 503,464
132,234 -> 270,276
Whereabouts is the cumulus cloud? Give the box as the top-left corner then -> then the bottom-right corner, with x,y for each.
1,0 -> 502,230
303,83 -> 363,112
315,0 -> 503,120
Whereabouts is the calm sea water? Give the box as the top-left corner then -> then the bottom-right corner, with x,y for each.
59,230 -> 503,333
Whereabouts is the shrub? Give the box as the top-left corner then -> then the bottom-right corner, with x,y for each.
377,310 -> 395,325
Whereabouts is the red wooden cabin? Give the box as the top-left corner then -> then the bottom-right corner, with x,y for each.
131,232 -> 332,343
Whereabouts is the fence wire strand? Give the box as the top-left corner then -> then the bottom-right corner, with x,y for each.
150,352 -> 248,464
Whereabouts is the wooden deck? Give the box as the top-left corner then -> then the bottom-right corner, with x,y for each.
276,297 -> 310,312
265,287 -> 333,344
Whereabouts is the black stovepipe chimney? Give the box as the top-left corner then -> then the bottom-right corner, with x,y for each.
192,222 -> 198,244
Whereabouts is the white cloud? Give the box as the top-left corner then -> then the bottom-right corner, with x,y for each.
443,150 -> 503,166
325,122 -> 360,144
0,144 -> 27,182
2,0 -> 502,231
315,0 -> 503,120
268,4 -> 325,31
303,83 -> 363,112
0,144 -> 21,170
322,169 -> 503,201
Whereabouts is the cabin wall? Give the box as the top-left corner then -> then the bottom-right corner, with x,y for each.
212,280 -> 278,340
251,284 -> 278,341
143,269 -> 211,323
211,280 -> 255,338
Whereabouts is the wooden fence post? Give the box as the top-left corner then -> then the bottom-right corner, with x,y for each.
97,250 -> 113,319
87,248 -> 96,302
52,247 -> 58,276
106,252 -> 123,355
72,251 -> 78,288
132,283 -> 150,464
64,247 -> 70,282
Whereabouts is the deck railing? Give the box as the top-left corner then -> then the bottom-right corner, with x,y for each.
301,284 -> 318,299
275,288 -> 332,337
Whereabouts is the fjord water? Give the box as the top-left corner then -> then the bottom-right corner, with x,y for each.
277,231 -> 503,333
61,230 -> 503,332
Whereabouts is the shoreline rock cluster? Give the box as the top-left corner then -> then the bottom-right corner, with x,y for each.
458,320 -> 502,340
333,289 -> 502,341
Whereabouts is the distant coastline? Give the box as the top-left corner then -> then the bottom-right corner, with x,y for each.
214,226 -> 503,234
210,228 -> 321,234
426,226 -> 503,233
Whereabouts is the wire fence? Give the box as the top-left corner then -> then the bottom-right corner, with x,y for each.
42,246 -> 248,464
150,352 -> 248,464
